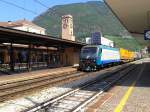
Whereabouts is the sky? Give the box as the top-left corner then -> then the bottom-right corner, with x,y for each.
0,0 -> 100,21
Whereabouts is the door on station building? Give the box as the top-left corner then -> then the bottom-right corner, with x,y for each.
0,50 -> 5,73
17,50 -> 28,63
0,50 -> 4,64
49,52 -> 60,67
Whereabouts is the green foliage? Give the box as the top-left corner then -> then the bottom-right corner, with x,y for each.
105,35 -> 142,51
33,1 -> 142,50
33,1 -> 125,37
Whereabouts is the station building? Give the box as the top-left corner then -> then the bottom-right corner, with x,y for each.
0,15 -> 85,73
0,19 -> 46,35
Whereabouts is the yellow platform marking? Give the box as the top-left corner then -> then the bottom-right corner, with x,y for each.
114,64 -> 145,112
114,81 -> 136,112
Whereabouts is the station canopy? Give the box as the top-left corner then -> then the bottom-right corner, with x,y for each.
0,26 -> 85,48
105,0 -> 150,35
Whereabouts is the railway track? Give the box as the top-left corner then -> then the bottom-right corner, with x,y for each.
0,62 -> 132,102
0,71 -> 84,101
24,64 -> 137,112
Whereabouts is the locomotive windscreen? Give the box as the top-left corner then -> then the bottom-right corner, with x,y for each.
80,47 -> 98,59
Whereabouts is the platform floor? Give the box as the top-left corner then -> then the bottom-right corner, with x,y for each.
96,58 -> 150,112
0,66 -> 76,85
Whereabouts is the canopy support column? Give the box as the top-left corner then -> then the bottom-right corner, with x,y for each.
10,42 -> 14,72
47,47 -> 49,67
28,44 -> 32,71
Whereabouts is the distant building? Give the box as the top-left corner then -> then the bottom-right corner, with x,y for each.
142,46 -> 148,54
61,15 -> 75,41
86,37 -> 92,44
0,19 -> 46,35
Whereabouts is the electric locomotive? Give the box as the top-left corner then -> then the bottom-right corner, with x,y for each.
79,45 -> 120,71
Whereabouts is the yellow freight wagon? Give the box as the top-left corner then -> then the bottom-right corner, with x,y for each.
119,48 -> 134,62
128,51 -> 135,61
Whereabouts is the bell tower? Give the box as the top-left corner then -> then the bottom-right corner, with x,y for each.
62,15 -> 75,41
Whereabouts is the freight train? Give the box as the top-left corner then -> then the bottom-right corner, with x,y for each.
79,45 -> 141,71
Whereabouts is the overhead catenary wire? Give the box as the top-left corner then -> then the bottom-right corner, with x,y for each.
34,0 -> 49,9
0,0 -> 37,15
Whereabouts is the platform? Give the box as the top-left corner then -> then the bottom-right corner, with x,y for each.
0,66 -> 76,85
0,59 -> 149,112
92,58 -> 150,112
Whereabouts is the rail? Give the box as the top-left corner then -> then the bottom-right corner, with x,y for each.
24,63 -> 137,112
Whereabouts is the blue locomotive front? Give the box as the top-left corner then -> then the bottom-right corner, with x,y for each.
79,46 -> 100,71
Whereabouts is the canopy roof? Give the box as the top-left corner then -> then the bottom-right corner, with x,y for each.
105,0 -> 150,34
0,26 -> 85,48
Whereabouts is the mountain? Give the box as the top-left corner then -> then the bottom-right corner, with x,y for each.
33,1 -> 142,50
33,1 -> 125,37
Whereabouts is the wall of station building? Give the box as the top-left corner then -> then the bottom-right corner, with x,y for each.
0,45 -> 80,69
63,47 -> 80,66
0,48 -> 9,64
13,25 -> 46,35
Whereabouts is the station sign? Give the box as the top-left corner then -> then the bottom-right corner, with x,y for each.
144,30 -> 150,40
